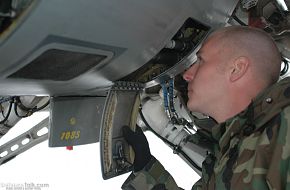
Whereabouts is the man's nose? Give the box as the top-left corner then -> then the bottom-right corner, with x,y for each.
183,64 -> 197,81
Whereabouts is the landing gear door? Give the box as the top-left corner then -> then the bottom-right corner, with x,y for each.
100,82 -> 143,180
49,97 -> 105,147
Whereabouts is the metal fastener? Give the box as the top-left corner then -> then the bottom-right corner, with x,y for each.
266,97 -> 272,103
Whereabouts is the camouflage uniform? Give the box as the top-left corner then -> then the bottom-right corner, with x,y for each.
122,77 -> 290,190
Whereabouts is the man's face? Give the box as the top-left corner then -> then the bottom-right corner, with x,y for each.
182,36 -> 228,115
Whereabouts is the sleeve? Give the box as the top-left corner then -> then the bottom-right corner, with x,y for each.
121,156 -> 183,190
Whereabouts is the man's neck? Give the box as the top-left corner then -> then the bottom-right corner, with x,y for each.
210,90 -> 257,123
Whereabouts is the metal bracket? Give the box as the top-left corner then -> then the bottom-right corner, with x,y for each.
0,117 -> 49,165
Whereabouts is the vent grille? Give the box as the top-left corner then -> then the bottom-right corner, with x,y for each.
8,49 -> 107,81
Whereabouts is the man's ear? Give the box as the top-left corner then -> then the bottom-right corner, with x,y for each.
229,56 -> 249,82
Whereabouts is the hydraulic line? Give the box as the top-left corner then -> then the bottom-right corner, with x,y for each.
169,79 -> 178,119
161,82 -> 171,119
161,79 -> 180,122
139,109 -> 202,172
169,79 -> 175,113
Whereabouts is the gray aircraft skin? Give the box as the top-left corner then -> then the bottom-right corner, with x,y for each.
0,0 -> 290,181
0,0 -> 239,95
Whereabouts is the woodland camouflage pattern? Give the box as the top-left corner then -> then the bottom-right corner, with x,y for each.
122,77 -> 290,190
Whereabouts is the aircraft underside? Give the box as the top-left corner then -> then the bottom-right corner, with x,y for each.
0,0 -> 290,181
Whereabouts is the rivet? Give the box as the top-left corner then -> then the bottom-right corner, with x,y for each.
266,98 -> 272,103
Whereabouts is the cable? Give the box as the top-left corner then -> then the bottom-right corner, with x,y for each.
0,97 -> 14,118
33,99 -> 50,112
0,101 -> 13,124
232,14 -> 248,26
14,97 -> 50,118
139,109 -> 202,172
281,58 -> 289,76
14,101 -> 29,118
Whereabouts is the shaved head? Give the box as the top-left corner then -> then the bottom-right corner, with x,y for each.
208,26 -> 281,86
183,26 -> 282,122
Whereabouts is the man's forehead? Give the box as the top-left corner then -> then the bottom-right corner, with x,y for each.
197,37 -> 224,58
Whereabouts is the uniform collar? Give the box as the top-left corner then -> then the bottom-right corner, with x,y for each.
211,77 -> 290,152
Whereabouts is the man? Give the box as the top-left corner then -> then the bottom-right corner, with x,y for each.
122,26 -> 290,190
